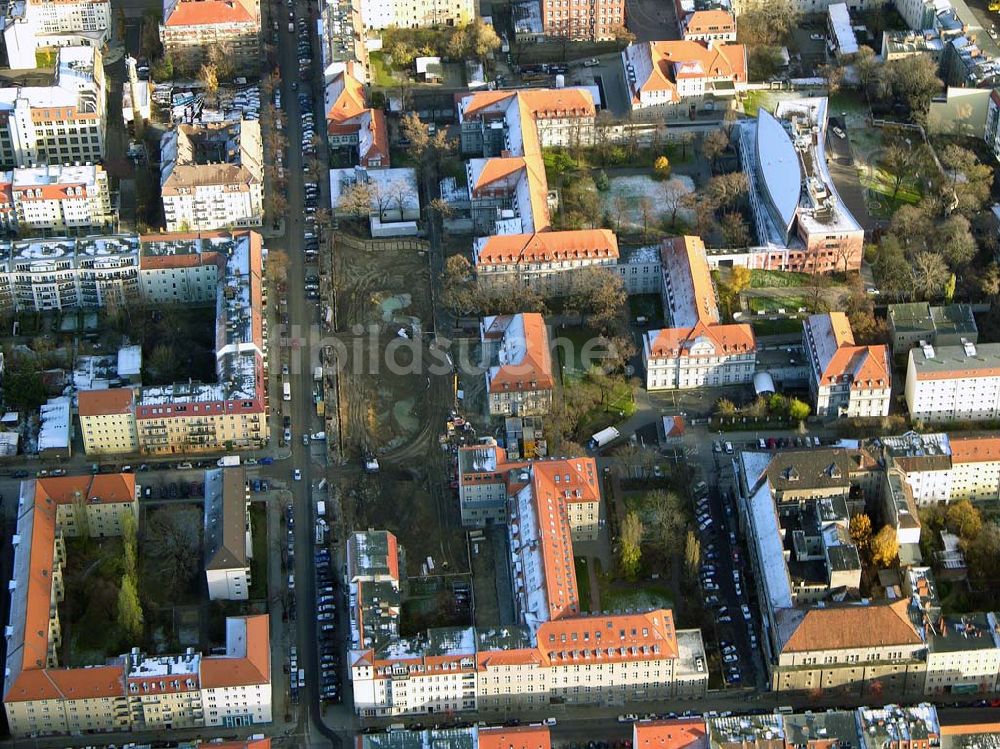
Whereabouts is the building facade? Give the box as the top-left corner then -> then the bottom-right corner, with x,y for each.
681,9 -> 736,41
803,312 -> 891,419
540,0 -> 623,41
78,387 -> 139,454
0,45 -> 106,168
482,313 -> 554,417
622,40 -> 747,110
160,120 -> 263,232
204,467 -> 252,601
1,0 -> 111,69
7,163 -> 113,232
905,341 -> 1000,423
324,64 -> 388,168
357,0 -> 473,29
160,0 -> 261,75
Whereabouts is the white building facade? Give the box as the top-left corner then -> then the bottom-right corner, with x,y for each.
905,341 -> 1000,423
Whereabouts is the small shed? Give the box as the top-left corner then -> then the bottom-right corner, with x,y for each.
415,56 -> 443,82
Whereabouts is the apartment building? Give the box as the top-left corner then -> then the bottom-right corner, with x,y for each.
458,88 -> 595,236
2,474 -> 269,737
72,231 -> 268,455
0,45 -> 106,168
160,0 -> 260,75
481,313 -> 553,417
924,612 -> 1000,695
318,0 -> 368,83
539,0 -> 624,41
473,229 -> 618,294
324,63 -> 388,168
1,0 -> 111,69
644,236 -> 755,391
204,467 -> 252,601
622,40 -> 747,110
888,302 -> 978,355
949,435 -> 1000,502
78,387 -> 138,454
1,233 -> 139,312
633,718 -> 708,749
681,9 -> 736,41
346,530 -> 402,654
803,312 -> 891,419
8,163 -> 113,232
905,340 -> 1000,423
740,98 -> 864,272
357,0 -> 473,29
160,120 -> 263,232
353,451 -> 708,716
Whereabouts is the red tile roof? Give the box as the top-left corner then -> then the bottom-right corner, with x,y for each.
683,9 -> 736,35
164,0 -> 257,26
949,435 -> 1000,464
536,610 -> 679,663
628,41 -> 746,103
476,229 -> 619,267
78,387 -> 135,417
480,726 -> 552,749
634,719 -> 709,749
646,321 -> 755,359
200,615 -> 271,688
483,313 -> 554,394
779,600 -> 920,653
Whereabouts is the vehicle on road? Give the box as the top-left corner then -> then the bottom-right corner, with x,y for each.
583,58 -> 599,66
589,426 -> 620,449
810,33 -> 825,40
293,469 -> 302,481
832,126 -> 846,138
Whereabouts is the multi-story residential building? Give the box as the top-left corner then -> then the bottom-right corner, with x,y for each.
924,612 -> 1000,695
895,0 -> 952,31
357,0 -> 473,29
905,340 -> 1000,423
318,0 -> 368,83
621,40 -> 746,110
160,120 -> 263,232
740,97 -> 865,271
78,387 -> 139,454
481,313 -> 553,417
2,473 -> 273,737
1,0 -> 111,69
8,163 -> 113,232
539,0 -> 623,41
881,432 -> 954,505
346,530 -> 402,653
352,452 -> 708,715
633,718 -> 708,749
472,229 -> 618,292
985,88 -> 1000,163
644,236 -> 755,391
888,302 -> 977,356
856,706 -> 940,749
803,312 -> 891,419
71,231 -> 268,455
680,9 -> 736,41
0,45 -> 106,168
160,0 -> 260,75
881,30 -> 946,62
325,63 -> 388,168
949,435 -> 1000,501
458,88 -> 594,236
2,233 -> 139,312
204,466 -> 252,601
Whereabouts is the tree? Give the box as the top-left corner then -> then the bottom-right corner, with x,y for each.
659,180 -> 688,228
788,398 -> 811,422
889,203 -> 932,254
337,181 -> 375,220
72,490 -> 90,542
706,172 -> 749,210
720,211 -> 750,248
683,530 -> 701,581
400,112 -> 431,160
982,263 -> 1000,297
387,179 -> 416,219
4,362 -> 46,411
147,344 -> 177,383
140,10 -> 162,60
881,55 -> 942,122
881,142 -> 920,202
676,131 -> 695,160
653,155 -> 671,180
736,0 -> 801,45
963,521 -> 1000,587
943,273 -> 956,304
207,42 -> 236,81
117,573 -> 143,641
747,46 -> 787,82
152,53 -> 174,81
144,506 -> 202,602
936,214 -> 977,268
946,499 -> 982,540
872,234 -> 912,299
122,511 -> 138,578
448,20 -> 501,63
855,46 -> 880,98
871,525 -> 899,568
702,129 -> 729,172
850,513 -> 873,549
911,251 -> 949,300
619,511 -> 644,579
729,265 -> 752,295
939,144 -> 994,217
715,398 -> 737,417
198,63 -> 219,96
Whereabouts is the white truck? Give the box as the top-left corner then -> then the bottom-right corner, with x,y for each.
282,381 -> 291,401
217,455 -> 241,467
317,500 -> 326,517
589,426 -> 620,449
314,366 -> 323,381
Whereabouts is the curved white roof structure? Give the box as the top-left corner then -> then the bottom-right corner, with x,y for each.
754,107 -> 800,240
753,371 -> 776,395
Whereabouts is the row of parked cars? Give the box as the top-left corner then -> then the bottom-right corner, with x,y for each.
315,546 -> 341,702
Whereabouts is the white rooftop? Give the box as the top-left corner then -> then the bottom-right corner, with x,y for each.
12,164 -> 102,190
829,3 -> 859,55
38,396 -> 71,451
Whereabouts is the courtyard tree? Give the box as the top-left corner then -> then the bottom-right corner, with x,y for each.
619,510 -> 644,579
72,490 -> 90,542
937,214 -> 977,268
198,63 -> 219,96
871,524 -> 900,568
144,506 -> 202,602
337,181 -> 375,221
881,55 -> 942,122
122,511 -> 138,579
850,513 -> 873,550
881,142 -> 921,202
647,490 -> 686,554
911,251 -> 950,300
117,573 -> 144,641
715,398 -> 737,417
659,180 -> 688,229
737,0 -> 801,45
653,155 -> 671,180
946,499 -> 982,540
207,42 -> 236,81
400,112 -> 431,160
939,144 -> 994,216
683,530 -> 701,580
720,211 -> 750,248
702,129 -> 729,172
4,360 -> 46,411
855,46 -> 880,98
788,397 -> 811,423
706,172 -> 749,210
448,20 -> 501,64
963,521 -> 1000,587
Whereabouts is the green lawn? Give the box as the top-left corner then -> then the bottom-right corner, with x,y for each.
749,269 -> 812,288
862,165 -> 923,209
748,296 -> 809,314
35,48 -> 57,68
575,557 -> 592,612
751,317 -> 805,336
249,503 -> 267,598
368,52 -> 397,87
601,583 -> 672,612
553,325 -> 604,382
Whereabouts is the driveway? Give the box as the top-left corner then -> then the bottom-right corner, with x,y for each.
827,116 -> 878,233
